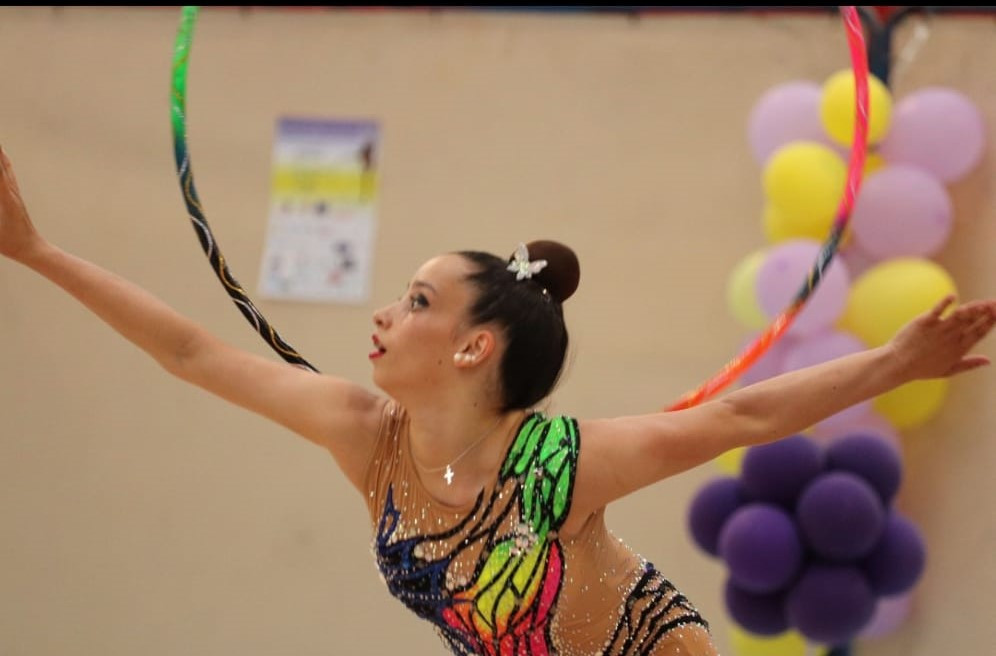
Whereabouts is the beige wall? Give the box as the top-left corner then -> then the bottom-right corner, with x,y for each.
1,7 -> 993,655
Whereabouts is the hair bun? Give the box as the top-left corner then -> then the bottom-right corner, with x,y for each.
522,240 -> 580,303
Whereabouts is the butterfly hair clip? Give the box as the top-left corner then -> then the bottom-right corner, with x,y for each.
507,243 -> 548,281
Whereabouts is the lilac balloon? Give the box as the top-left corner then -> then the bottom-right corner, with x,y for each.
851,166 -> 953,259
741,434 -> 824,508
756,239 -> 851,337
737,333 -> 796,386
719,504 -> 804,594
781,330 -> 872,429
880,87 -> 986,183
786,564 -> 877,644
862,511 -> 927,596
809,410 -> 901,452
840,243 -> 882,279
688,477 -> 747,557
797,472 -> 885,561
825,433 -> 903,505
725,579 -> 789,636
859,593 -> 913,640
749,81 -> 835,165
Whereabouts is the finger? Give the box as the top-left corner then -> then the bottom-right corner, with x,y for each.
929,294 -> 957,320
949,355 -> 991,376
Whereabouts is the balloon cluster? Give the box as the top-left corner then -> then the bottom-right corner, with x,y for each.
699,71 -> 986,653
689,434 -> 926,647
730,71 -> 986,433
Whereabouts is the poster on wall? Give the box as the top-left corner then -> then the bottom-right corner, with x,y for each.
259,117 -> 379,304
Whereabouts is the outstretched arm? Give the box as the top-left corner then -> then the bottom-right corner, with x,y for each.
571,293 -> 996,519
0,147 -> 384,493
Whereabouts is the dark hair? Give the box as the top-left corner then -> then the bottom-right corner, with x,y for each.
457,240 -> 580,411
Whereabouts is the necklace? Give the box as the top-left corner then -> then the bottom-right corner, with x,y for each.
410,415 -> 504,486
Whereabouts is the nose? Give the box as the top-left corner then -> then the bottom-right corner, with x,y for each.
373,303 -> 393,329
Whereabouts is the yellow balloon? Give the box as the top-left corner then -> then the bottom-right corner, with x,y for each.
875,378 -> 950,429
864,151 -> 886,176
714,447 -> 746,476
729,626 -> 829,656
763,202 -> 831,244
840,258 -> 958,347
727,250 -> 769,330
821,69 -> 893,146
763,142 -> 847,229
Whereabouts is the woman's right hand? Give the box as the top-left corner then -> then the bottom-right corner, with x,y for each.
0,147 -> 45,262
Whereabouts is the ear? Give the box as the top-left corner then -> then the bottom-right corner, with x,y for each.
455,328 -> 498,367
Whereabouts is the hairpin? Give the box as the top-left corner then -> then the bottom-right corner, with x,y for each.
507,243 -> 548,281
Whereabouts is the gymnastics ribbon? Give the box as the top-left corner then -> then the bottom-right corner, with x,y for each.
170,6 -> 319,373
668,5 -> 869,411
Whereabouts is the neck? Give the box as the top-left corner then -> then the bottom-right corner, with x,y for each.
407,398 -> 519,475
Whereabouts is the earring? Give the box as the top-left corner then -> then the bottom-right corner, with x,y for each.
453,353 -> 475,364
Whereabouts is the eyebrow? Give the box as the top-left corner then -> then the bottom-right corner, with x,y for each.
411,280 -> 438,295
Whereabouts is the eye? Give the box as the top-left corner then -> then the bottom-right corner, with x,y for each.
409,293 -> 429,310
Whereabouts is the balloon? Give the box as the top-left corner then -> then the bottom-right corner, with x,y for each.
756,239 -> 851,337
763,201 -> 836,245
859,592 -> 913,639
720,504 -> 804,594
725,579 -> 789,636
825,433 -> 903,505
748,81 -> 836,165
841,258 -> 957,347
874,378 -> 949,430
688,477 -> 747,556
729,627 -> 828,656
727,250 -> 769,330
781,330 -> 871,430
796,472 -> 885,561
862,512 -> 927,596
838,241 -> 881,280
714,446 -> 747,476
786,564 -> 877,644
879,87 -> 986,183
738,333 -> 796,386
741,435 -> 824,508
763,142 -> 847,230
820,69 -> 892,145
851,166 -> 953,259
809,410 -> 901,452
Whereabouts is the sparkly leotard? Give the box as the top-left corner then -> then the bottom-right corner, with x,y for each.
364,403 -> 716,655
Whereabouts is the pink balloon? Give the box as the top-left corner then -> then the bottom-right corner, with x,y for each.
852,166 -> 953,259
879,87 -> 986,183
859,593 -> 913,639
756,240 -> 851,337
748,81 -> 835,165
782,330 -> 871,428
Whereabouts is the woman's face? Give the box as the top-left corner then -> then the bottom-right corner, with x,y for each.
370,254 -> 488,397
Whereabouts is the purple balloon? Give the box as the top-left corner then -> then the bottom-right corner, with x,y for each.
781,330 -> 872,429
859,593 -> 913,640
797,472 -> 885,561
725,579 -> 789,636
825,433 -> 903,505
741,434 -> 824,508
748,81 -> 835,165
719,504 -> 804,594
688,477 -> 747,557
851,166 -> 953,259
862,511 -> 927,596
786,564 -> 877,644
756,239 -> 851,337
880,87 -> 986,183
